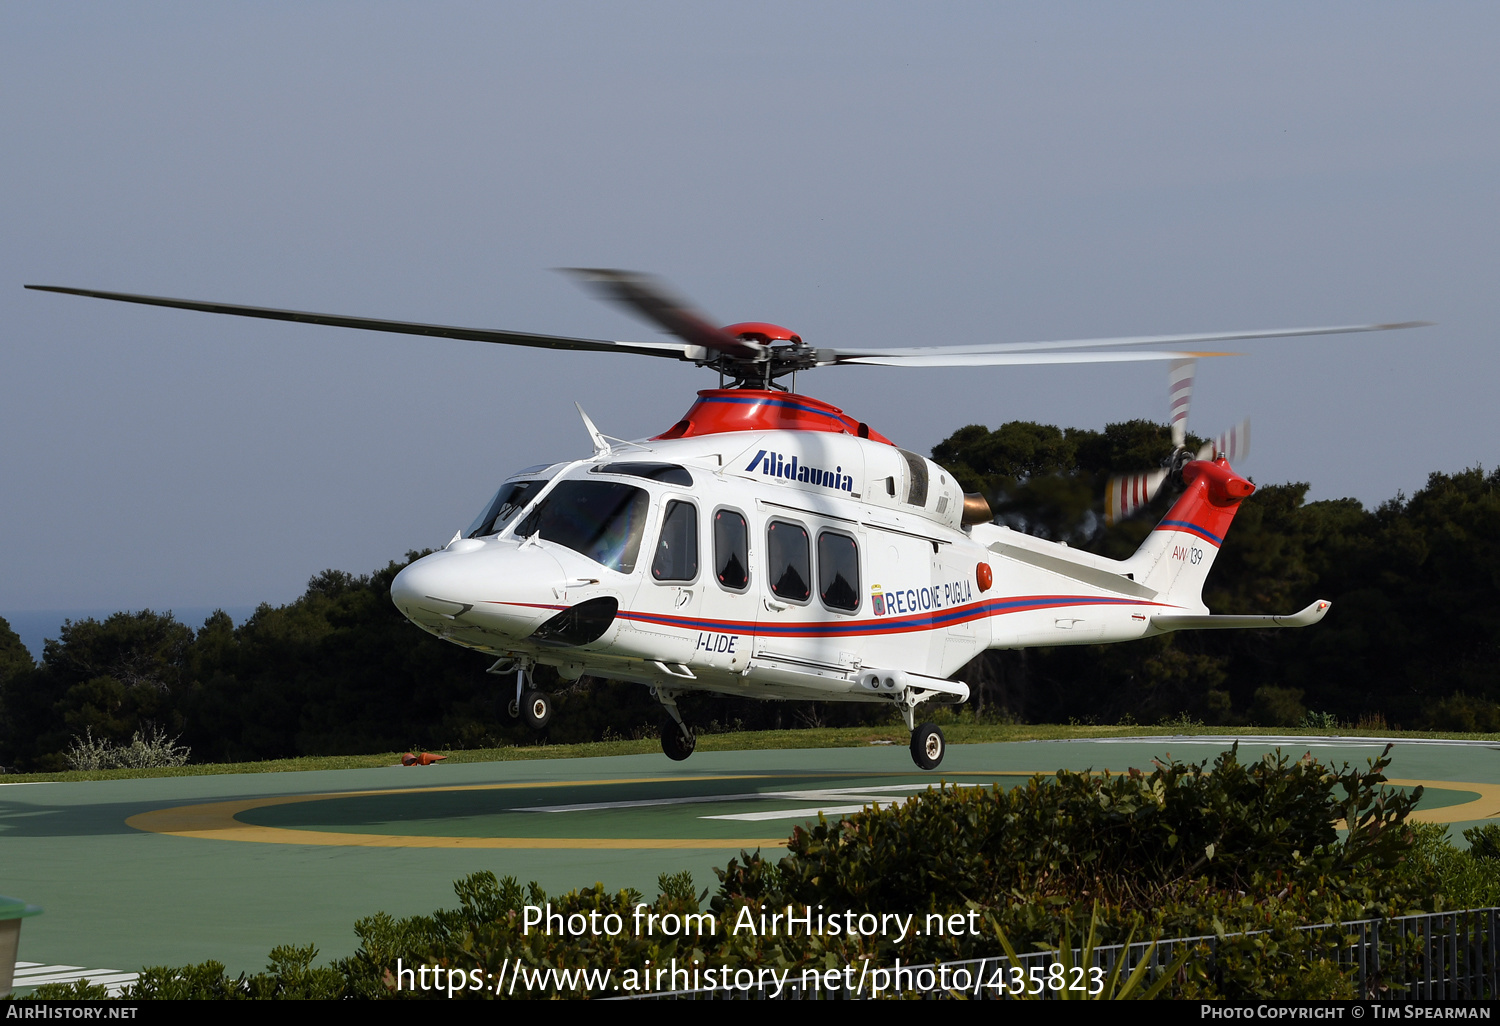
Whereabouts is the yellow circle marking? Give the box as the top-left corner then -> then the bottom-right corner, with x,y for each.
126,772 -> 1493,849
126,774 -> 788,849
124,771 -> 1035,849
1388,779 -> 1500,824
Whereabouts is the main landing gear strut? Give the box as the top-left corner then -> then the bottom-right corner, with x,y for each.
652,686 -> 696,761
900,688 -> 945,771
645,684 -> 945,768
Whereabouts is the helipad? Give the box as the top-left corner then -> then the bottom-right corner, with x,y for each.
2,736 -> 1496,979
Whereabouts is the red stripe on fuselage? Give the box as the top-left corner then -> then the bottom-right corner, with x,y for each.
486,595 -> 1176,640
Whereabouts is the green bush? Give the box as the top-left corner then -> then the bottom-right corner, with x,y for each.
1298,711 -> 1340,730
718,743 -> 1423,949
1423,694 -> 1500,734
1464,823 -> 1500,860
1251,686 -> 1307,727
26,979 -> 110,1000
1394,822 -> 1500,910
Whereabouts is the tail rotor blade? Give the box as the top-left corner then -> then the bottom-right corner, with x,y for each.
1105,469 -> 1168,525
1197,418 -> 1251,463
1168,359 -> 1195,449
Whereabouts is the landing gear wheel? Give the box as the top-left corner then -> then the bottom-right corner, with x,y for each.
910,722 -> 945,770
521,690 -> 552,730
661,724 -> 696,762
506,699 -> 520,719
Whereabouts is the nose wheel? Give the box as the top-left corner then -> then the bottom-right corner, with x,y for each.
521,690 -> 553,730
910,723 -> 945,770
496,660 -> 552,732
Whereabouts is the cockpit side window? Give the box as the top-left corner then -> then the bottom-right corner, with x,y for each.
651,501 -> 699,582
513,481 -> 650,574
467,479 -> 546,538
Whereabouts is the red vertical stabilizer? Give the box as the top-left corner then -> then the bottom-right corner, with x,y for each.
1158,458 -> 1256,549
1124,457 -> 1255,610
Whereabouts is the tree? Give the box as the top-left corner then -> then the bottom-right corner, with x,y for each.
0,617 -> 38,769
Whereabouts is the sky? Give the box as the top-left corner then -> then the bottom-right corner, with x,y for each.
3,3 -> 1497,617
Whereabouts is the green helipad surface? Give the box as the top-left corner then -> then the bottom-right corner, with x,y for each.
3,735 -> 1498,978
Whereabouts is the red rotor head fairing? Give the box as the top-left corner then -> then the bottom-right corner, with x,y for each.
721,321 -> 802,345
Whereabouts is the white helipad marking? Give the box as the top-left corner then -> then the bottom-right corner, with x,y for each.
1049,735 -> 1500,749
517,792 -> 769,813
703,803 -> 902,822
700,786 -> 955,822
12,961 -> 138,996
517,783 -> 979,822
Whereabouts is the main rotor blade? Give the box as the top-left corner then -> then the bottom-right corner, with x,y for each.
830,320 -> 1432,359
831,349 -> 1237,368
558,268 -> 764,361
23,285 -> 696,360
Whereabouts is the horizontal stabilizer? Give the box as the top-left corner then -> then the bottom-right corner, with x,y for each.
1152,599 -> 1331,632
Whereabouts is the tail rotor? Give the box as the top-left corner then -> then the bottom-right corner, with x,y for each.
1104,359 -> 1249,524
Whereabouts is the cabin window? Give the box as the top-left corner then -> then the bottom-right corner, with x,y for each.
767,520 -> 811,602
651,501 -> 699,582
512,481 -> 650,574
714,509 -> 750,592
818,532 -> 860,612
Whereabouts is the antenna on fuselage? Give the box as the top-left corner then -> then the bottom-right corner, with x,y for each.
574,403 -> 649,457
576,403 -> 611,456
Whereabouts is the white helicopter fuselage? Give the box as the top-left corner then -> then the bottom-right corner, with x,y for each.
389,389 -> 1281,724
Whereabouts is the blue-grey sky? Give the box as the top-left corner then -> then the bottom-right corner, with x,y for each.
3,3 -> 1496,614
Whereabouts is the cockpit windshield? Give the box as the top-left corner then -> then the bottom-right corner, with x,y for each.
512,480 -> 650,573
467,478 -> 549,538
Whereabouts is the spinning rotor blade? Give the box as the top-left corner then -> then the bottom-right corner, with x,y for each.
558,268 -> 764,360
1199,418 -> 1250,464
830,320 -> 1432,360
29,275 -> 1430,386
1169,359 -> 1195,448
1105,469 -> 1168,526
23,285 -> 695,360
1104,356 -> 1254,525
832,349 -> 1236,368
1167,357 -> 1249,463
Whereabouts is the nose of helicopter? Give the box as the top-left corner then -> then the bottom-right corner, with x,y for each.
390,542 -> 571,641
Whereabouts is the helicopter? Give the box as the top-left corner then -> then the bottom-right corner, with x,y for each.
25,272 -> 1425,769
